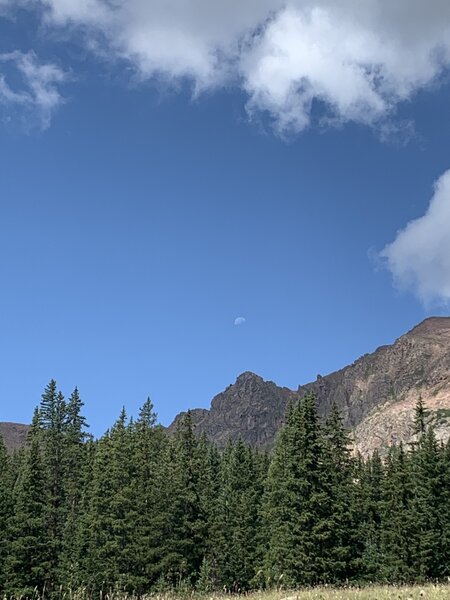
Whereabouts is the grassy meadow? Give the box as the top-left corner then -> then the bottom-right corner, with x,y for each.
253,587 -> 450,600
14,586 -> 450,600
136,587 -> 450,600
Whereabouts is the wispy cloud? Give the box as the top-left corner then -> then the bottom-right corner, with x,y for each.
380,169 -> 450,306
0,51 -> 66,130
33,0 -> 450,135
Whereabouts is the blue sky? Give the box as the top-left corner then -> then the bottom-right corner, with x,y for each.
1,1 -> 450,434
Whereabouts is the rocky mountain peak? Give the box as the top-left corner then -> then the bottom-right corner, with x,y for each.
170,371 -> 297,448
4,317 -> 450,456
169,316 -> 450,455
234,371 -> 264,385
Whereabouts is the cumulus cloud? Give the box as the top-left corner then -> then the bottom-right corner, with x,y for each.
32,0 -> 450,134
381,169 -> 450,305
234,317 -> 246,326
0,51 -> 66,129
0,1 -> 447,133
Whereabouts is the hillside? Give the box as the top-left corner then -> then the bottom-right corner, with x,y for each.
170,317 -> 450,455
0,422 -> 30,452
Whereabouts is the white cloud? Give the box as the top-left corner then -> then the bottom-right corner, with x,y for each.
381,169 -> 450,305
34,0 -> 450,134
40,0 -> 281,89
234,317 -> 246,326
0,51 -> 66,129
0,1 -> 443,134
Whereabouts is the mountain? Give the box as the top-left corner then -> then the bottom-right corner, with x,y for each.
169,371 -> 297,448
3,317 -> 450,455
170,317 -> 450,455
0,422 -> 30,452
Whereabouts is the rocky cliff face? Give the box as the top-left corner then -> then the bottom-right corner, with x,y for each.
301,317 -> 450,454
0,422 -> 30,452
170,317 -> 450,455
168,371 -> 297,448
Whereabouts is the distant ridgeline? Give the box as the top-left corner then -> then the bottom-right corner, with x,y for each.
4,317 -> 450,458
168,317 -> 450,456
1,380 -> 450,598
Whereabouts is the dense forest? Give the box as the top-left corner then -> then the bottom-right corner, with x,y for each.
1,381 -> 450,597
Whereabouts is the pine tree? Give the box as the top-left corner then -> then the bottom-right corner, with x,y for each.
39,381 -> 68,589
352,451 -> 384,581
59,387 -> 89,586
197,437 -> 223,589
158,411 -> 207,586
5,410 -> 51,596
437,439 -> 450,578
260,402 -> 298,587
409,426 -> 446,578
213,441 -> 261,590
0,434 -> 12,593
263,394 -> 329,586
131,398 -> 168,591
82,408 -> 137,591
413,396 -> 427,437
66,435 -> 96,590
321,403 -> 355,582
379,444 -> 414,581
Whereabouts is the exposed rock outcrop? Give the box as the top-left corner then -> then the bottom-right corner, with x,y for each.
168,371 -> 297,448
170,317 -> 450,455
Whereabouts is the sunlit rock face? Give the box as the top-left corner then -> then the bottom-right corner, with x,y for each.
170,318 -> 450,456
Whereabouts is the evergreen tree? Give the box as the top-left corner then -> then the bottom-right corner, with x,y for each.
379,444 -> 415,581
7,382 -> 450,593
5,410 -> 51,597
260,402 -> 297,587
321,403 -> 355,582
39,381 -> 68,589
158,411 -> 207,586
59,387 -> 89,586
66,435 -> 96,590
198,437 -> 223,589
352,451 -> 384,581
213,440 -> 261,590
131,398 -> 167,591
0,434 -> 12,593
413,396 -> 427,437
263,394 -> 329,586
82,408 -> 137,591
409,426 -> 448,578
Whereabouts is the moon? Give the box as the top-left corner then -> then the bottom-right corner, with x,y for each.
234,316 -> 246,326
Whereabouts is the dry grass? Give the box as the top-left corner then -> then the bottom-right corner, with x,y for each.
8,585 -> 450,600
248,586 -> 450,600
156,586 -> 450,600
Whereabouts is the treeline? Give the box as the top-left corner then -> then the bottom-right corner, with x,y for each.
1,382 -> 450,597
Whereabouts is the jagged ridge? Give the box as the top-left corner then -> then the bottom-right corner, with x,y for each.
3,317 -> 450,455
170,317 -> 450,454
